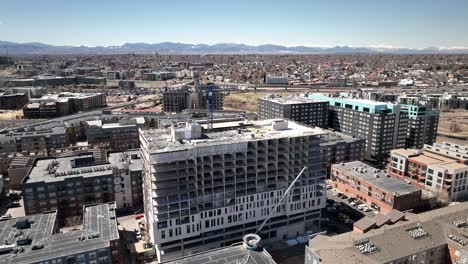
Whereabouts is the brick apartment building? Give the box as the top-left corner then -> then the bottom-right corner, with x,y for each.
388,143 -> 468,201
331,161 -> 421,213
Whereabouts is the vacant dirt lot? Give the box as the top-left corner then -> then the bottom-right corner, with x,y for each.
437,109 -> 468,144
224,91 -> 295,113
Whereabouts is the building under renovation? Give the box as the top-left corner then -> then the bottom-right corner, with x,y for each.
140,119 -> 327,262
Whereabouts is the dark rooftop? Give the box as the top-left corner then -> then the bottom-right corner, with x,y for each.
0,202 -> 119,264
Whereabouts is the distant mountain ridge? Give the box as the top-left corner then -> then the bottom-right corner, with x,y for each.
0,41 -> 467,54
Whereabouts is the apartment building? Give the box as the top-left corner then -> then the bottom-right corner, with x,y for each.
192,84 -> 224,111
317,130 -> 366,174
0,126 -> 69,153
23,92 -> 106,118
306,202 -> 468,264
140,119 -> 327,262
162,84 -> 224,113
162,87 -> 190,113
388,144 -> 468,201
86,118 -> 143,150
0,92 -> 29,110
257,95 -> 329,128
331,161 -> 421,213
265,74 -> 289,85
327,77 -> 347,87
0,202 -> 122,264
22,150 -> 143,218
2,86 -> 48,98
307,94 -> 408,164
425,141 -> 468,160
402,104 -> 439,149
398,92 -> 468,110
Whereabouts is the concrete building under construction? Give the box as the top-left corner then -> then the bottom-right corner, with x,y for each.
162,84 -> 224,113
140,119 -> 327,262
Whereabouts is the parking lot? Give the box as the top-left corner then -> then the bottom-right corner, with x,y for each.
321,187 -> 379,235
1,192 -> 25,220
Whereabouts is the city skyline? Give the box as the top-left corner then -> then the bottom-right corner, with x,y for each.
1,0 -> 468,49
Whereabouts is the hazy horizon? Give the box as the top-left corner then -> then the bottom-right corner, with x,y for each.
1,0 -> 468,49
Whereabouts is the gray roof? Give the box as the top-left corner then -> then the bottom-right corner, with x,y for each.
353,217 -> 376,231
142,119 -> 326,153
25,150 -> 141,184
260,95 -> 328,105
165,244 -> 277,264
333,161 -> 420,196
310,202 -> 468,264
0,202 -> 119,264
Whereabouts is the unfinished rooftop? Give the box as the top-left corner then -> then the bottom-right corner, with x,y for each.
141,119 -> 327,154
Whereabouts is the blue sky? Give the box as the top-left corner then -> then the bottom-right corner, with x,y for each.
0,0 -> 467,48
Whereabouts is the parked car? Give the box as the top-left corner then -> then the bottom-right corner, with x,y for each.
354,201 -> 363,207
336,193 -> 344,198
326,206 -> 337,213
344,219 -> 355,225
135,214 -> 145,220
326,184 -> 332,190
363,207 -> 372,212
8,202 -> 20,208
357,204 -> 367,210
0,214 -> 12,221
346,197 -> 356,203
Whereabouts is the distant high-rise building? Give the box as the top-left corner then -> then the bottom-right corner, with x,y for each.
265,74 -> 289,85
307,94 -> 408,164
401,104 -> 439,149
162,84 -> 224,113
257,95 -> 329,128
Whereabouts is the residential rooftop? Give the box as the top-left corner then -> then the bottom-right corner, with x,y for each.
309,202 -> 468,264
25,150 -> 140,184
334,161 -> 420,196
0,202 -> 119,264
260,95 -> 328,105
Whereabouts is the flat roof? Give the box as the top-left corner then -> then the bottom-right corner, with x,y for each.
164,244 -> 277,264
391,148 -> 421,158
26,150 -> 140,184
309,202 -> 468,264
260,95 -> 327,105
0,202 -> 119,264
141,119 -> 326,153
334,161 -> 420,196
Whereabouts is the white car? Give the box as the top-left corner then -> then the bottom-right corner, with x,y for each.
357,204 -> 367,210
363,207 -> 372,212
